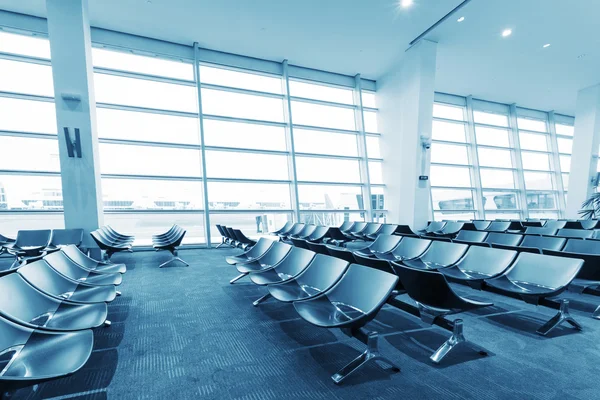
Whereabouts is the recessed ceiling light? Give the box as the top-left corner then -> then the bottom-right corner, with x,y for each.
501,29 -> 512,37
543,43 -> 551,48
400,0 -> 414,8
457,16 -> 465,22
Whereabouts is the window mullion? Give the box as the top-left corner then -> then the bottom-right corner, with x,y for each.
282,60 -> 301,222
466,96 -> 484,219
509,103 -> 528,218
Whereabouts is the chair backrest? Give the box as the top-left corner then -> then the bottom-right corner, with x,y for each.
61,244 -> 102,269
258,241 -> 293,265
338,221 -> 355,233
44,250 -> 89,279
562,239 -> 600,254
473,220 -> 492,230
273,221 -> 294,235
290,237 -> 310,249
522,220 -> 543,227
274,246 -> 317,277
294,224 -> 317,238
425,221 -> 446,233
563,220 -> 584,230
353,253 -> 394,274
486,221 -> 511,232
378,224 -> 399,236
286,223 -> 306,236
50,229 -> 84,247
420,241 -> 469,266
543,220 -> 566,231
0,273 -> 58,326
361,223 -> 383,236
485,232 -> 523,246
324,264 -> 398,317
454,230 -> 488,242
225,227 -> 237,240
395,225 -> 416,235
524,226 -> 557,236
581,220 -> 600,230
294,254 -> 349,292
367,234 -> 402,253
326,245 -> 357,263
327,227 -> 348,241
347,222 -> 367,234
454,246 -> 517,277
0,312 -> 34,355
557,228 -> 594,239
215,224 -> 226,236
167,229 -> 186,247
306,241 -> 330,255
233,229 -> 254,244
15,229 -> 52,248
520,235 -> 565,251
460,222 -> 477,231
503,252 -> 583,290
392,264 -> 471,311
18,259 -> 77,298
441,222 -> 464,234
307,226 -> 330,241
391,237 -> 431,259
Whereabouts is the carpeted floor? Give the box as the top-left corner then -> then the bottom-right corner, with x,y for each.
6,247 -> 600,399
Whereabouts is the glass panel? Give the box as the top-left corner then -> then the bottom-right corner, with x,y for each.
473,111 -> 508,127
432,120 -> 466,142
207,182 -> 290,210
205,151 -> 288,180
105,212 -> 205,245
0,213 -> 64,236
101,178 -> 203,210
527,192 -> 556,209
0,175 -> 63,210
0,137 -> 60,172
431,189 -> 474,210
560,155 -> 571,173
366,136 -> 381,158
475,126 -> 510,147
521,152 -> 550,170
299,211 -> 365,225
94,73 -> 197,112
362,91 -> 377,108
295,157 -> 361,183
434,211 -> 475,221
562,173 -> 569,190
519,132 -> 548,151
202,88 -> 284,122
433,104 -> 464,121
363,110 -> 379,133
555,124 -> 574,136
518,117 -> 547,132
482,191 -> 518,210
298,185 -> 363,210
484,212 -> 521,220
557,138 -> 573,154
291,101 -> 355,130
0,59 -> 54,97
477,148 -> 513,168
210,212 -> 292,238
92,48 -> 193,80
203,119 -> 286,151
529,211 -> 559,219
0,98 -> 57,134
524,171 -> 553,190
294,129 -> 358,157
100,143 -> 201,177
0,32 -> 51,59
431,143 -> 469,165
289,80 -> 353,104
479,169 -> 515,189
369,161 -> 383,185
200,65 -> 282,94
430,165 -> 471,187
96,108 -> 199,145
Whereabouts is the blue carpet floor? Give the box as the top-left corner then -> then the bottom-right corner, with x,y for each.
6,246 -> 600,399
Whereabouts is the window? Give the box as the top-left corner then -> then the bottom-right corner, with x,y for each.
298,185 -> 363,210
201,65 -> 282,93
93,48 -> 193,80
430,165 -> 472,187
294,129 -> 358,157
524,172 -> 554,190
202,88 -> 284,122
363,110 -> 379,133
291,101 -> 355,130
362,91 -> 377,108
0,59 -> 54,97
431,189 -> 475,211
521,152 -> 550,171
207,182 -> 290,210
289,80 -> 353,104
518,117 -> 547,132
296,157 -> 361,183
0,32 -> 51,59
433,103 -> 464,121
473,111 -> 508,127
483,191 -> 518,210
0,97 -> 56,134
102,178 -> 204,210
555,124 -> 574,136
475,126 -> 511,147
557,138 -> 573,154
431,143 -> 469,165
479,169 -> 515,189
519,132 -> 548,151
366,136 -> 381,158
205,151 -> 289,181
432,120 -> 466,142
203,119 -> 286,151
477,148 -> 513,168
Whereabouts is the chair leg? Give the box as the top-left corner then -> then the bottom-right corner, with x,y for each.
9,256 -> 20,270
430,319 -> 487,364
593,305 -> 600,320
536,299 -> 583,336
331,332 -> 400,384
229,273 -> 247,284
252,293 -> 272,307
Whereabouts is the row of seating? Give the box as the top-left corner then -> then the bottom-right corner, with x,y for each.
0,244 -> 126,397
223,234 -> 587,383
90,226 -> 135,260
215,224 -> 256,249
152,225 -> 188,268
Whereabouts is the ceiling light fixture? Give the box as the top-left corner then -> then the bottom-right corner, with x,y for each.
400,0 -> 414,8
457,16 -> 465,22
543,43 -> 551,48
501,29 -> 512,37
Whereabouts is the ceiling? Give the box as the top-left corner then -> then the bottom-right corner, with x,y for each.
0,0 -> 598,115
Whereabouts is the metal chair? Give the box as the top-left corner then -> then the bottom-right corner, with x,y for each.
294,264 -> 400,384
44,250 -> 123,286
226,238 -> 274,265
46,228 -> 84,253
0,315 -> 93,398
279,223 -> 305,240
325,244 -> 357,263
232,229 -> 256,250
543,220 -> 567,231
523,226 -> 558,236
581,220 -> 600,230
518,235 -> 566,252
90,230 -> 132,261
398,241 -> 468,271
374,237 -> 431,262
305,226 -> 331,242
431,222 -> 464,237
351,223 -> 382,241
473,220 -> 492,230
61,245 -> 127,274
4,229 -> 52,271
485,252 -> 584,335
484,232 -> 523,247
440,246 -> 517,289
288,224 -> 317,240
353,252 -> 396,275
556,228 -> 594,239
338,221 -> 355,233
290,237 -> 310,249
270,221 -> 294,235
18,260 -> 118,304
230,242 -> 292,284
352,234 -> 402,258
453,230 -> 488,243
367,224 -> 398,239
305,241 -> 330,255
485,221 -> 511,232
562,220 -> 585,230
153,225 -> 188,268
416,221 -> 446,235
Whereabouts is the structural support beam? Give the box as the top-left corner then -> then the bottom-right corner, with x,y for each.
46,0 -> 103,248
566,84 -> 600,218
377,40 -> 437,229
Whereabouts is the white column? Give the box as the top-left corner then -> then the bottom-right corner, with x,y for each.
566,84 -> 600,218
377,40 -> 437,229
47,0 -> 103,247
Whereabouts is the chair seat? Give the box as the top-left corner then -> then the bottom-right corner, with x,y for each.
226,254 -> 258,265
267,281 -> 322,302
485,275 -> 556,296
92,263 -> 126,274
402,259 -> 449,271
294,296 -> 365,328
441,266 -> 494,282
236,261 -> 278,274
249,270 -> 295,286
42,302 -> 108,331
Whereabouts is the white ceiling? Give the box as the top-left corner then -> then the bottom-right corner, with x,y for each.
0,0 -> 598,115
